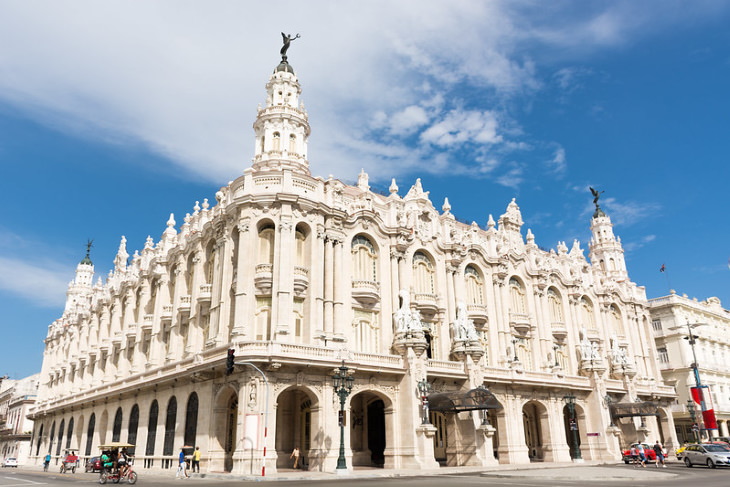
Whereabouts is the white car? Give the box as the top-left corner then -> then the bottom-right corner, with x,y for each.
3,457 -> 18,467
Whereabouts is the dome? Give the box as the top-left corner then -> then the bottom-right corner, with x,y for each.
274,61 -> 295,74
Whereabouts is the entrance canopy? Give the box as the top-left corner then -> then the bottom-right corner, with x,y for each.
428,387 -> 502,413
609,401 -> 659,418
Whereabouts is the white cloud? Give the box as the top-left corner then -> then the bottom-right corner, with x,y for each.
0,256 -> 69,308
598,197 -> 662,226
548,145 -> 567,174
623,234 -> 656,252
388,105 -> 430,136
421,109 -> 502,147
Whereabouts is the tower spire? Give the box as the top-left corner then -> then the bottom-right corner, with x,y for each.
587,188 -> 627,279
251,33 -> 311,175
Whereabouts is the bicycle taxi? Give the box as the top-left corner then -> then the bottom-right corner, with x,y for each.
60,449 -> 79,473
97,442 -> 137,484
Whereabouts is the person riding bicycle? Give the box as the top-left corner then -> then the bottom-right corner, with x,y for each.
43,453 -> 51,471
117,448 -> 130,478
100,450 -> 113,475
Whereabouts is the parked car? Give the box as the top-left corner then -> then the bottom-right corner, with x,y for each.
621,443 -> 657,463
85,456 -> 101,473
3,457 -> 18,468
683,443 -> 730,468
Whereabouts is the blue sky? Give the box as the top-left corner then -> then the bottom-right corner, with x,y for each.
1,1 -> 729,379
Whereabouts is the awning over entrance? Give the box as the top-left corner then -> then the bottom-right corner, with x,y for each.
609,401 -> 659,418
428,387 -> 502,413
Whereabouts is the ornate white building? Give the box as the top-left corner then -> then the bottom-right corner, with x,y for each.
0,374 -> 39,465
29,45 -> 677,474
649,292 -> 730,442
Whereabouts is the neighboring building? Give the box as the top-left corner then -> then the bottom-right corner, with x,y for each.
28,44 -> 676,474
649,291 -> 730,442
0,374 -> 40,465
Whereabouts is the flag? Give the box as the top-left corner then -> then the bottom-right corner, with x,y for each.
660,264 -> 666,273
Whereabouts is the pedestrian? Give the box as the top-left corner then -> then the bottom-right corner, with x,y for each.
176,447 -> 189,479
636,443 -> 647,467
653,440 -> 666,468
290,446 -> 300,469
629,445 -> 638,467
192,446 -> 201,473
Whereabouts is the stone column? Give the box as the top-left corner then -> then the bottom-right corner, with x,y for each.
323,238 -> 334,335
332,237 -> 345,340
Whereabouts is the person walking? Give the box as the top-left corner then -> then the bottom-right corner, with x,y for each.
654,440 -> 666,468
176,447 -> 190,479
192,447 -> 201,473
290,446 -> 300,469
636,443 -> 647,467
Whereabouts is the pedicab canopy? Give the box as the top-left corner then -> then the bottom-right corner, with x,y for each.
98,443 -> 135,450
428,387 -> 502,413
608,401 -> 659,419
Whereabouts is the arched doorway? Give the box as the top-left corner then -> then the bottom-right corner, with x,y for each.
522,401 -> 547,461
350,391 -> 388,468
212,387 -> 238,473
275,387 -> 318,470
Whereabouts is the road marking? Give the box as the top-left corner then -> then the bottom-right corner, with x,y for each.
0,480 -> 48,487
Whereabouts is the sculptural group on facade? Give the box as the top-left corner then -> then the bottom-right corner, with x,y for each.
393,289 -> 424,336
451,301 -> 480,345
578,327 -> 600,362
609,334 -> 630,367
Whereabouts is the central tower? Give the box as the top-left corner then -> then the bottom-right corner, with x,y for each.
251,36 -> 311,175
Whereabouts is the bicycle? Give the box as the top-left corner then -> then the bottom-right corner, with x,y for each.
43,461 -> 49,472
99,465 -> 137,485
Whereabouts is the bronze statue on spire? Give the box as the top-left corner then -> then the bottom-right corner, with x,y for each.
280,32 -> 300,62
589,187 -> 606,218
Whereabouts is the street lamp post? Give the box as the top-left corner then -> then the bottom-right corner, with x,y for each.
563,393 -> 582,460
687,398 -> 699,442
332,361 -> 354,471
683,321 -> 714,439
417,379 -> 432,424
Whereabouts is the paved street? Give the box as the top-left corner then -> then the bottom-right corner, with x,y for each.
2,462 -> 730,487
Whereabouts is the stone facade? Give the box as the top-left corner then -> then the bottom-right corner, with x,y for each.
0,374 -> 39,465
28,52 -> 677,474
649,292 -> 730,442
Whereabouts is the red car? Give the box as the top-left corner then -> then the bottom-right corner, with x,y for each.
85,457 -> 101,473
621,443 -> 657,463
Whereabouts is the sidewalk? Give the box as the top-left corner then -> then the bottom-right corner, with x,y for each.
187,460 -> 679,482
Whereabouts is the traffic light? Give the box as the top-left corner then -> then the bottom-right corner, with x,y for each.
226,348 -> 235,375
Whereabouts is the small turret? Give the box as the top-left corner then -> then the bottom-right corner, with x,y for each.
587,188 -> 628,278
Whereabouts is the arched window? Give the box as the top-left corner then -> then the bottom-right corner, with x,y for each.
509,278 -> 527,315
295,227 -> 310,268
352,235 -> 377,282
609,304 -> 624,336
547,288 -> 564,323
258,227 -> 275,266
163,397 -> 177,456
128,405 -> 139,455
272,132 -> 281,151
56,419 -> 65,456
413,251 -> 435,295
288,133 -> 297,153
66,417 -> 74,449
581,297 -> 596,330
255,297 -> 272,341
515,337 -> 533,370
353,310 -> 379,353
112,407 -> 123,442
145,401 -> 159,456
464,266 -> 485,305
48,421 -> 56,454
203,241 -> 216,285
85,414 -> 95,456
184,393 -> 199,447
36,424 -> 44,456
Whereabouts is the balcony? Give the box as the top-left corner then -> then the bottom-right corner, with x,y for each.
467,304 -> 488,322
125,324 -> 138,338
198,284 -> 212,303
351,279 -> 380,304
255,263 -> 273,294
161,305 -> 173,320
551,321 -> 568,339
413,293 -> 439,315
293,266 -> 309,295
178,295 -> 192,311
509,312 -> 531,335
142,314 -> 154,330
